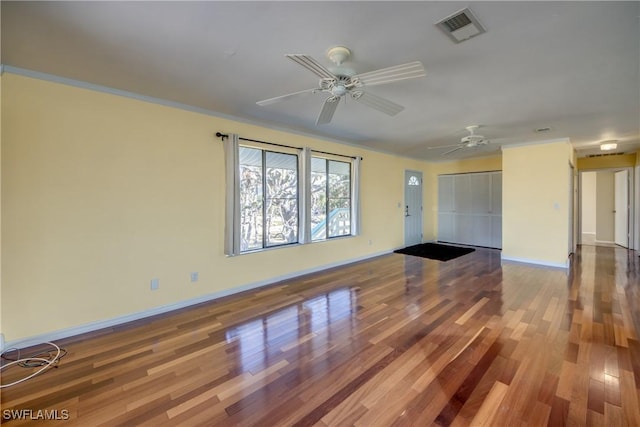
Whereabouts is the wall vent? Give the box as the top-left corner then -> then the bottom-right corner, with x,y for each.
436,8 -> 486,43
586,152 -> 624,158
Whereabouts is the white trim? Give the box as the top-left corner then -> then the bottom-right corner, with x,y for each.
3,249 -> 392,350
501,254 -> 569,270
595,240 -> 615,245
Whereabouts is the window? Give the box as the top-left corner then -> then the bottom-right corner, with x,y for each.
224,134 -> 360,256
408,175 -> 420,186
238,146 -> 299,252
311,157 -> 352,241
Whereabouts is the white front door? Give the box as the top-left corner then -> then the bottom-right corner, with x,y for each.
614,170 -> 629,247
404,170 -> 423,246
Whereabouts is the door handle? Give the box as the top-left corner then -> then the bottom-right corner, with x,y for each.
405,205 -> 410,217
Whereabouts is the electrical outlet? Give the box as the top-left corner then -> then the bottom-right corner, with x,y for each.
150,278 -> 159,290
190,272 -> 199,282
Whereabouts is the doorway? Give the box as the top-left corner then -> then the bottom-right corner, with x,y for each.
579,169 -> 632,248
614,170 -> 629,247
404,170 -> 423,246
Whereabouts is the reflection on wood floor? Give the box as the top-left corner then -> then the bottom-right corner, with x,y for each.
1,245 -> 639,425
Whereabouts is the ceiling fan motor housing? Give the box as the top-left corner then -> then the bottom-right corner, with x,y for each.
461,135 -> 487,146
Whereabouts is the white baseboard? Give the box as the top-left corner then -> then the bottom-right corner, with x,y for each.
501,255 -> 569,270
3,250 -> 392,350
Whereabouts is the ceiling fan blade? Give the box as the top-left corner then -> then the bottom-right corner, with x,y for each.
256,88 -> 317,106
286,54 -> 336,80
351,91 -> 404,116
442,146 -> 465,155
316,96 -> 340,125
426,144 -> 465,150
351,61 -> 426,87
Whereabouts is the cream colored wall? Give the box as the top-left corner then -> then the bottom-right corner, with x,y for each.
502,141 -> 571,267
426,155 -> 502,240
581,172 -> 596,234
1,73 -> 429,341
595,171 -> 615,243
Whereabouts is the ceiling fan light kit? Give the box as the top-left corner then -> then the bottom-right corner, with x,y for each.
256,46 -> 426,125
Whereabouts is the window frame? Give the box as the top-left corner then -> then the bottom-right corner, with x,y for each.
237,144 -> 301,253
310,155 -> 353,242
224,134 -> 360,256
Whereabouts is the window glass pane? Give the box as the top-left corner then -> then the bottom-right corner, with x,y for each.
328,160 -> 350,176
311,159 -> 327,241
265,151 -> 298,247
328,160 -> 351,238
239,147 -> 263,251
311,157 -> 327,173
328,198 -> 351,237
328,160 -> 350,199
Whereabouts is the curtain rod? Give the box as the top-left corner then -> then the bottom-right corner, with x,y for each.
216,132 -> 362,160
216,132 -> 302,151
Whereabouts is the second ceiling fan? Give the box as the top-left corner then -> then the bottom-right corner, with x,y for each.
257,46 -> 426,125
428,125 -> 492,155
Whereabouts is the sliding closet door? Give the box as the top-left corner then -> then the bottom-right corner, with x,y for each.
437,171 -> 502,248
470,173 -> 492,247
438,175 -> 456,243
454,175 -> 472,244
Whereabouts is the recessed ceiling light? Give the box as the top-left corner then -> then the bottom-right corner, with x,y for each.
600,141 -> 618,151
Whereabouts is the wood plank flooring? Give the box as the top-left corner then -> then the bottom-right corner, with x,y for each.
2,245 -> 639,426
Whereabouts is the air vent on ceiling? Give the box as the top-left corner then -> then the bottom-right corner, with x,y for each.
436,8 -> 486,43
535,127 -> 553,133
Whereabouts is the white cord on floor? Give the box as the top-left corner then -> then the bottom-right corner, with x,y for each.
0,341 -> 62,388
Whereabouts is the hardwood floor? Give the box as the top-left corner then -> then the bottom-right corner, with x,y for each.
2,245 -> 639,426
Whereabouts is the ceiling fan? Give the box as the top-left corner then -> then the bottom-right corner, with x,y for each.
256,46 -> 426,125
428,125 -> 491,155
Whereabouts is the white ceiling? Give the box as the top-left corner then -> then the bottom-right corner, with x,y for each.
2,1 -> 639,161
